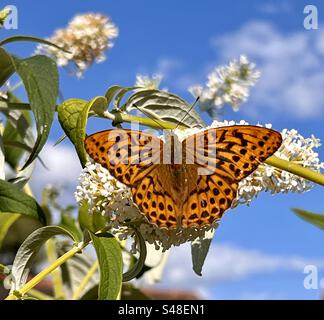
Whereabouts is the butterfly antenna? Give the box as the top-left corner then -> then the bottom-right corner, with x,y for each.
175,96 -> 200,130
132,103 -> 166,130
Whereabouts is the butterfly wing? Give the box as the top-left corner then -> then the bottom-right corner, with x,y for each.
85,129 -> 179,229
181,125 -> 282,228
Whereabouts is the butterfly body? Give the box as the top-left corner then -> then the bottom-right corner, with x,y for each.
85,125 -> 282,229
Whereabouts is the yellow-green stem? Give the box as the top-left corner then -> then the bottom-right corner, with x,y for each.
46,238 -> 65,299
72,260 -> 98,300
27,289 -> 54,300
4,241 -> 89,300
100,110 -> 186,130
265,156 -> 324,186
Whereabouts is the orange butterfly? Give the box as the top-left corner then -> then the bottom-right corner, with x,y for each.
85,125 -> 282,229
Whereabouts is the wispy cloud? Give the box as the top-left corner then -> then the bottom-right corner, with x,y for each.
153,243 -> 324,298
210,21 -> 324,119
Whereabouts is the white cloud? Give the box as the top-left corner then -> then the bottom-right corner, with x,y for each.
211,21 -> 324,118
30,143 -> 80,200
152,243 -> 324,298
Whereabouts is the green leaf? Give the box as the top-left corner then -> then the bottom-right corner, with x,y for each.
124,89 -> 205,129
0,35 -> 71,53
0,48 -> 14,86
0,212 -> 20,250
59,213 -> 82,243
10,226 -> 76,292
90,232 -> 123,300
12,55 -> 59,169
122,228 -> 147,282
0,133 -> 4,180
78,202 -> 106,233
0,179 -> 46,224
191,228 -> 217,276
3,94 -> 33,169
58,96 -> 107,166
292,208 -> 324,230
105,85 -> 124,106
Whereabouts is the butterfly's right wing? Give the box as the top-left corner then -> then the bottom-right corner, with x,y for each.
181,125 -> 282,228
85,129 -> 179,229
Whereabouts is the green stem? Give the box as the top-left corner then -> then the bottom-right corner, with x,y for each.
46,238 -> 65,299
27,289 -> 54,300
4,241 -> 89,300
265,155 -> 324,186
72,261 -> 98,300
100,110 -> 184,130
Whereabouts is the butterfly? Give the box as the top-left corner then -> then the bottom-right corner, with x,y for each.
85,125 -> 282,229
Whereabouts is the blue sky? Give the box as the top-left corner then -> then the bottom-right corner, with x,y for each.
2,0 -> 324,299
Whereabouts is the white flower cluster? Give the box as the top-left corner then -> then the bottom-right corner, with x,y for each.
210,120 -> 324,206
75,161 -> 216,252
189,55 -> 260,114
135,74 -> 162,91
35,13 -> 118,77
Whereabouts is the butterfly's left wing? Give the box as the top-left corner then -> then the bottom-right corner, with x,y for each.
85,129 -> 180,229
181,125 -> 282,228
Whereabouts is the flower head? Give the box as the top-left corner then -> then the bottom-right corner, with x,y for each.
189,55 -> 260,115
76,161 -> 216,252
35,13 -> 118,77
135,74 -> 162,91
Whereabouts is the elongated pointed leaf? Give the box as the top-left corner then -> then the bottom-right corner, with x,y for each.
191,228 -> 217,276
0,133 -> 5,180
3,94 -> 33,169
90,232 -> 123,300
10,225 -> 76,292
0,48 -> 14,86
78,202 -> 106,233
0,35 -> 70,52
292,208 -> 324,230
0,212 -> 20,250
0,179 -> 46,224
58,97 -> 107,166
125,89 -> 205,129
12,55 -> 59,169
59,213 -> 82,243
